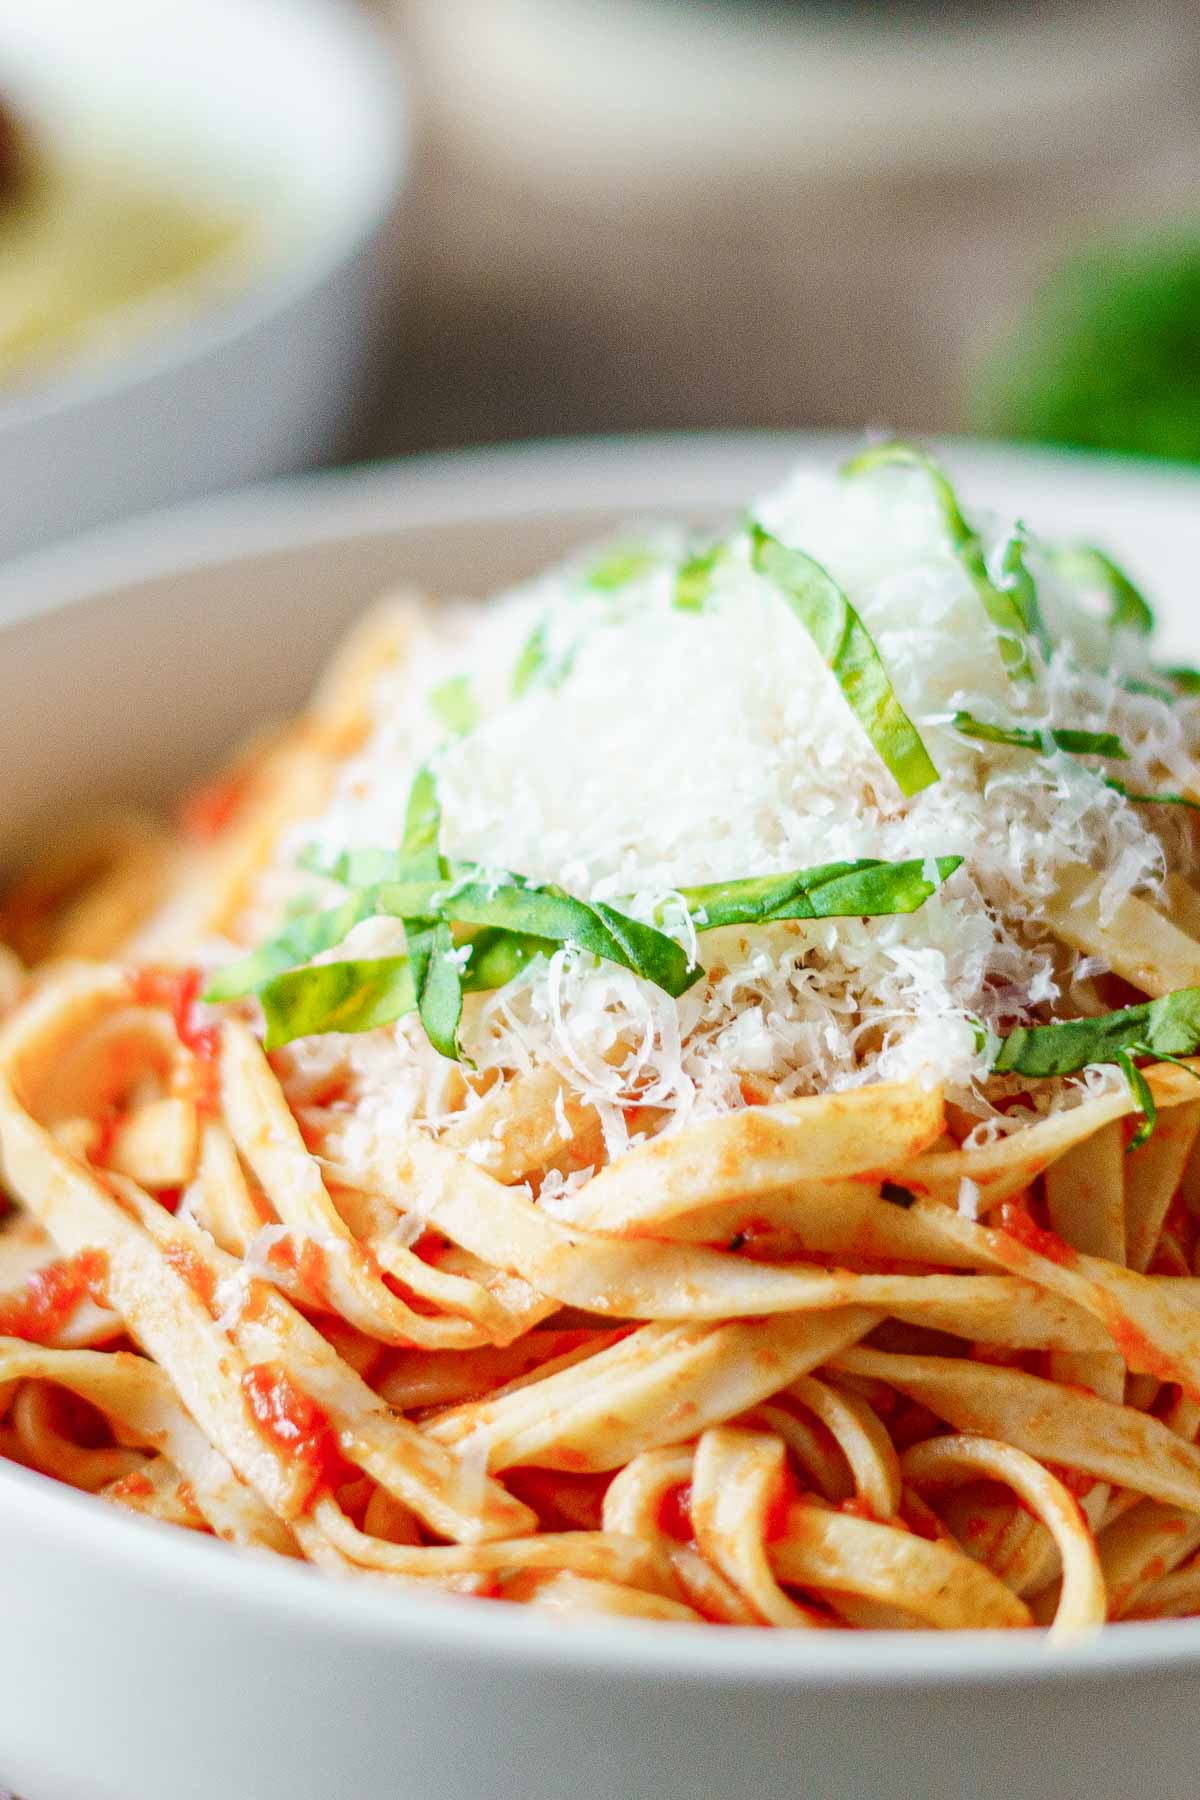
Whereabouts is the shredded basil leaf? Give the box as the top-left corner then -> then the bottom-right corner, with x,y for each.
204,889 -> 377,1003
993,987 -> 1200,1151
842,441 -> 1042,677
262,956 -> 417,1050
993,988 -> 1200,1078
429,675 -> 480,737
584,545 -> 657,592
259,927 -> 553,1051
673,544 -> 724,613
296,844 -> 469,888
1105,779 -> 1200,813
750,524 -> 939,798
511,617 -> 578,698
396,766 -> 467,1061
512,620 -> 550,697
1125,677 -> 1178,704
1115,1049 -> 1157,1152
679,856 -> 961,929
461,927 -> 552,992
401,765 -> 441,864
376,874 -> 700,1000
216,849 -> 962,1015
998,526 -> 1052,659
404,919 -> 463,1060
952,710 -> 1128,760
1047,544 -> 1154,637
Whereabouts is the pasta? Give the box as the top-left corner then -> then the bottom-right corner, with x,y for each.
7,442 -> 1200,1636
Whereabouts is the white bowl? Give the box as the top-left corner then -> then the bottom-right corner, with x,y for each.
3,435 -> 1200,1800
0,0 -> 406,561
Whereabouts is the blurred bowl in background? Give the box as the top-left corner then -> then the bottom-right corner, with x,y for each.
0,0 -> 407,561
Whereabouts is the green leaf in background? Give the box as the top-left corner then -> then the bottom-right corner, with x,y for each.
972,223 -> 1200,464
1165,667 -> 1200,695
1046,544 -> 1155,637
429,675 -> 480,737
841,441 -> 1042,677
673,543 -> 725,613
749,524 -> 939,798
679,855 -> 962,929
951,710 -> 1128,760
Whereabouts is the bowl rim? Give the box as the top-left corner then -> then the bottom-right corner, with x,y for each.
4,425 -> 1200,628
4,428 -> 1200,1690
0,0 -> 408,434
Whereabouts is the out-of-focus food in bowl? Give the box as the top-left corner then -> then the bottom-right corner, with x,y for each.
0,96 -> 258,391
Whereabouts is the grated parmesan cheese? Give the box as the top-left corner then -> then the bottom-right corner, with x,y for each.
956,1178 -> 982,1222
253,458 -> 1200,1149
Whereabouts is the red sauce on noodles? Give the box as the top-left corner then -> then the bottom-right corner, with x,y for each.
0,1248 -> 108,1341
241,1362 -> 341,1491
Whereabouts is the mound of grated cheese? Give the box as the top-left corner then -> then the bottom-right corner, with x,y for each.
253,458 -> 1200,1166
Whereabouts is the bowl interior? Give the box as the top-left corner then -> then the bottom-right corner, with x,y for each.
2,433 -> 1200,1696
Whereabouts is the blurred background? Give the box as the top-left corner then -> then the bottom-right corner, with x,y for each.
2,0 -> 1200,559
378,0 -> 1200,459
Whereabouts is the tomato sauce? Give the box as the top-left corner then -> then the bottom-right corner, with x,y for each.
241,1362 -> 342,1491
764,1469 -> 803,1542
838,1495 -> 881,1523
1042,1461 -> 1097,1502
997,1200 -> 1077,1268
265,1236 -> 296,1275
161,1241 -> 216,1309
107,1470 -> 154,1501
411,1231 -> 451,1267
1105,1311 -> 1188,1393
264,1236 -> 327,1303
0,1248 -> 108,1341
89,1106 -> 121,1168
130,967 -> 220,1111
297,1240 -> 327,1298
657,1481 -> 694,1545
